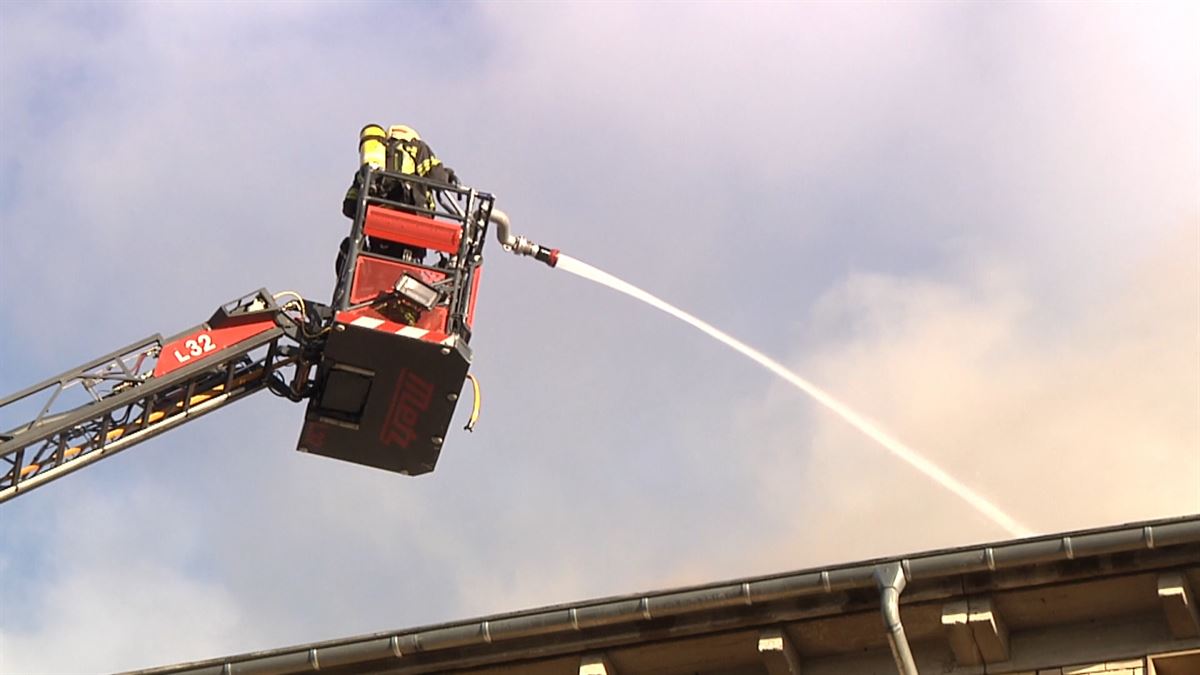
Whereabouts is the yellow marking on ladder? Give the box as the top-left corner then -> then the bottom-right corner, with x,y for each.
14,359 -> 294,482
18,384 -> 233,478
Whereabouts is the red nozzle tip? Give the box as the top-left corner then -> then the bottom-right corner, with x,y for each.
533,246 -> 560,267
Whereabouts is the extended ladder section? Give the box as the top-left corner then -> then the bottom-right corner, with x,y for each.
0,290 -> 310,503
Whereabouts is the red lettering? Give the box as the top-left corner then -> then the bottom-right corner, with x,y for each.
380,370 -> 434,448
380,423 -> 417,448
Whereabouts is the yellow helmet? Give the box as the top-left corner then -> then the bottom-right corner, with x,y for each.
388,124 -> 421,141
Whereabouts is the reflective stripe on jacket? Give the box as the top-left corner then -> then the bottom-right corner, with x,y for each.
342,138 -> 454,217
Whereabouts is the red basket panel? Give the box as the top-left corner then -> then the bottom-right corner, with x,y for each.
363,205 -> 462,253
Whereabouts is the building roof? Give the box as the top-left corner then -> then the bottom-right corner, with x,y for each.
130,514 -> 1200,675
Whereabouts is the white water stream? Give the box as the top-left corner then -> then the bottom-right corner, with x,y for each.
555,253 -> 1034,539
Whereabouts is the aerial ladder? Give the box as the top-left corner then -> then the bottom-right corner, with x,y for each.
0,159 -> 559,504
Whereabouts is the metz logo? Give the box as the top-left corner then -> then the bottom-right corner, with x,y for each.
380,369 -> 434,448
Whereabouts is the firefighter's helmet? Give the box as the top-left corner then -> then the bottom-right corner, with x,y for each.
388,125 -> 421,142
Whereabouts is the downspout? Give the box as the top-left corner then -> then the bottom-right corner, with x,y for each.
490,209 -> 559,267
875,563 -> 919,675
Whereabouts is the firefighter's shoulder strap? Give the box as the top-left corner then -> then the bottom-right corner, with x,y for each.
388,138 -> 443,178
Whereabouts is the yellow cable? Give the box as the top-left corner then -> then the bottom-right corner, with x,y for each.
464,373 -> 481,432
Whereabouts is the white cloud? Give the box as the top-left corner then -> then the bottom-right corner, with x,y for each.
0,480 -> 253,674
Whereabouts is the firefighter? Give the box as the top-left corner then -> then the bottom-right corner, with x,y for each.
341,125 -> 458,219
338,124 -> 459,272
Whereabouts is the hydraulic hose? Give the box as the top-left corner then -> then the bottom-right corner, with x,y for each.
464,373 -> 481,432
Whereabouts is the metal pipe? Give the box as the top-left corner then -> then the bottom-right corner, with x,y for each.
489,209 -> 558,267
875,563 -> 919,675
490,208 -> 516,249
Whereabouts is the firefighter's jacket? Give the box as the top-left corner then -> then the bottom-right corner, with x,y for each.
342,138 -> 456,218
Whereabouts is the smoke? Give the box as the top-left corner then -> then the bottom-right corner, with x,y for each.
737,224 -> 1200,567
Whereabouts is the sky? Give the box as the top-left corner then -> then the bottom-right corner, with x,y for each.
0,1 -> 1197,672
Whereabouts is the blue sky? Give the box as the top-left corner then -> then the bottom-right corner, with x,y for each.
1,2 -> 1197,672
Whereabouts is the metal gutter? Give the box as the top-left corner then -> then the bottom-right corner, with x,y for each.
128,514 -> 1200,675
